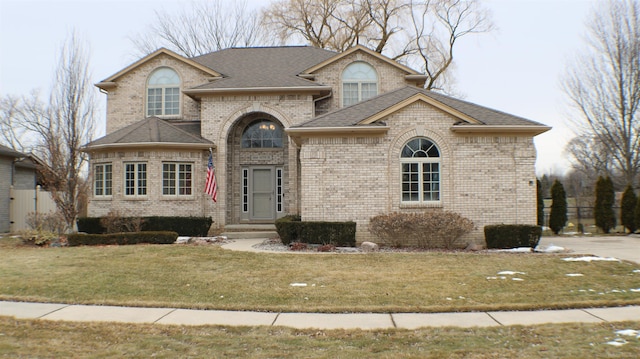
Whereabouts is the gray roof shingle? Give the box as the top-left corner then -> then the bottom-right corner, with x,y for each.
85,117 -> 213,148
294,86 -> 548,128
190,46 -> 337,90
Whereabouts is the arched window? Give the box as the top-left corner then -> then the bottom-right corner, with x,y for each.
147,67 -> 180,116
342,62 -> 378,107
401,138 -> 440,202
241,120 -> 283,148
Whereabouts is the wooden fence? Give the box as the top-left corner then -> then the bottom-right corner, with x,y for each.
9,186 -> 57,232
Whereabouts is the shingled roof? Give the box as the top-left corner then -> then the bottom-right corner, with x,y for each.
292,86 -> 549,133
189,46 -> 337,91
84,117 -> 213,150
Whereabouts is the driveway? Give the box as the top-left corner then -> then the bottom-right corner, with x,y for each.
538,235 -> 640,264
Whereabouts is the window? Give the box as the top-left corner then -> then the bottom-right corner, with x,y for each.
94,163 -> 112,197
342,62 -> 378,106
241,120 -> 283,148
124,163 -> 147,196
401,138 -> 440,203
163,163 -> 192,196
147,67 -> 180,117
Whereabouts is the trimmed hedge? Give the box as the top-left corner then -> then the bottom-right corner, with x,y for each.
77,216 -> 212,236
67,231 -> 179,247
484,224 -> 542,249
275,215 -> 356,247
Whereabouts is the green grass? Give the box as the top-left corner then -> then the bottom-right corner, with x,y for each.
1,237 -> 639,313
1,317 -> 639,358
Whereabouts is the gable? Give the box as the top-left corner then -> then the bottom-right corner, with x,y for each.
303,45 -> 421,78
96,48 -> 221,90
288,87 -> 551,136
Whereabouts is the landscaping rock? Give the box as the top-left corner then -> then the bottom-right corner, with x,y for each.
361,241 -> 379,252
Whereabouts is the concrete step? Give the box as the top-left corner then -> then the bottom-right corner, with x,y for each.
221,224 -> 278,239
221,231 -> 278,240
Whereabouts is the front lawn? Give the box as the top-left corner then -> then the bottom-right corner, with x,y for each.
2,317 -> 639,358
2,237 -> 639,313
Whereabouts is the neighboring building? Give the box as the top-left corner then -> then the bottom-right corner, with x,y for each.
85,45 -> 550,245
0,144 -> 38,232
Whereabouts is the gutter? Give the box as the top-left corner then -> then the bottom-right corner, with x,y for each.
184,85 -> 332,96
82,142 -> 215,152
450,125 -> 552,136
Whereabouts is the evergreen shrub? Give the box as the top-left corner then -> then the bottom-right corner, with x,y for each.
275,215 -> 356,247
77,216 -> 212,236
484,225 -> 542,249
67,231 -> 178,246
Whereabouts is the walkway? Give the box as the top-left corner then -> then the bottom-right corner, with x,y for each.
2,301 -> 639,329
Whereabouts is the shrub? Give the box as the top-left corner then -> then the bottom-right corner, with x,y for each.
143,216 -> 212,237
369,211 -> 475,249
620,185 -> 637,233
18,229 -> 60,246
275,215 -> 356,247
100,210 -> 144,234
537,179 -> 545,227
484,225 -> 542,249
25,211 -> 67,234
594,176 -> 616,233
67,231 -> 178,246
77,216 -> 212,236
77,217 -> 105,233
549,180 -> 567,234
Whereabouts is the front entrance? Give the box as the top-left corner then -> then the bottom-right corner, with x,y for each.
228,113 -> 288,224
251,167 -> 275,220
241,166 -> 283,221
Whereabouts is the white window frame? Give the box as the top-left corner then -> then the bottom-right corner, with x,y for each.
146,67 -> 180,117
124,162 -> 147,197
94,163 -> 112,197
162,162 -> 193,197
400,138 -> 441,204
342,62 -> 378,107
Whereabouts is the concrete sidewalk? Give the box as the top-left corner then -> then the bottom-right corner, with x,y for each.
2,301 -> 639,329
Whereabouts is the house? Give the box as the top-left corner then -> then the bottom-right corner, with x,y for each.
86,45 -> 550,246
0,144 -> 38,232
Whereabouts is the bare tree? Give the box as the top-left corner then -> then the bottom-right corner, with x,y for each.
0,94 -> 31,151
131,0 -> 268,57
408,0 -> 495,90
562,0 -> 640,186
3,33 -> 97,231
566,135 -> 614,180
263,0 -> 493,91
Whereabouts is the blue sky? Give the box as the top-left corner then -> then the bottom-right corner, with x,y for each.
0,0 -> 597,175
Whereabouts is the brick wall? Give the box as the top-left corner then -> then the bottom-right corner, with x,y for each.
104,54 -> 210,133
87,149 -> 210,218
299,101 -> 538,246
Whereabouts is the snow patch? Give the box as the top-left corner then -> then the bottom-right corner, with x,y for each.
606,338 -> 628,347
289,283 -> 308,287
497,271 -> 526,275
491,247 -> 532,253
565,273 -> 584,277
539,245 -> 566,253
616,329 -> 640,337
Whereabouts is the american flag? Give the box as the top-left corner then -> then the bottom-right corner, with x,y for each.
205,152 -> 218,202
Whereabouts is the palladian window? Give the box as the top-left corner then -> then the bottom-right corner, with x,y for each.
147,67 -> 180,117
342,62 -> 378,107
401,138 -> 440,203
241,120 -> 283,148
